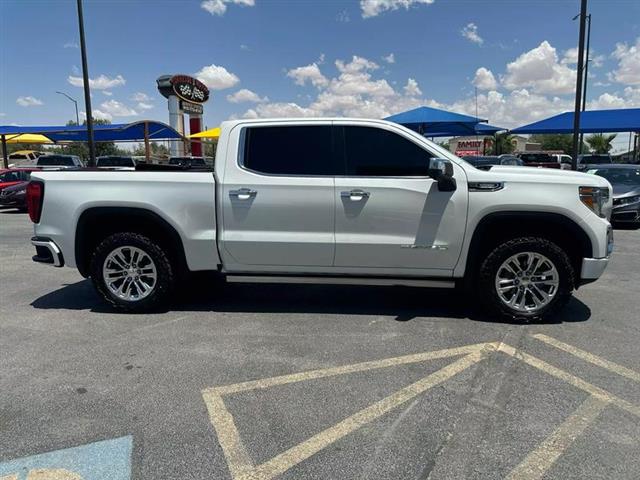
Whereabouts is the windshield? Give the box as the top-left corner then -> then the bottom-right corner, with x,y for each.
0,171 -> 21,182
588,167 -> 640,186
581,155 -> 612,164
8,154 -> 28,160
519,153 -> 553,164
97,157 -> 134,167
37,156 -> 75,166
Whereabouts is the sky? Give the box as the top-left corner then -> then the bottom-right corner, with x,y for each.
1,0 -> 639,152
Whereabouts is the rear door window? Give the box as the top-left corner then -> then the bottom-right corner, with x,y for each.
341,126 -> 431,176
243,125 -> 338,175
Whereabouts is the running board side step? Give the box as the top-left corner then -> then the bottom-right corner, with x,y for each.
225,275 -> 455,288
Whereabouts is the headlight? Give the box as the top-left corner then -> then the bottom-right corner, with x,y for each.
16,189 -> 27,195
615,195 -> 640,206
579,186 -> 610,218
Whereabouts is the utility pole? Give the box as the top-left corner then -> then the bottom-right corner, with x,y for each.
56,91 -> 80,125
76,0 -> 96,166
571,0 -> 588,170
579,14 -> 591,154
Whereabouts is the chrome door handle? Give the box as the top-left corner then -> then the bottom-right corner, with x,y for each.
341,189 -> 370,201
229,188 -> 257,200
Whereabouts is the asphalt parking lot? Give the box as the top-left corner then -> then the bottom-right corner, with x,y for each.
1,211 -> 638,480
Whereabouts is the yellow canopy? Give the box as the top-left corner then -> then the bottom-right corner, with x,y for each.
5,133 -> 53,144
189,127 -> 220,139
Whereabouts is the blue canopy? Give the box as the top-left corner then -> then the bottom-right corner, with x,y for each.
385,106 -> 490,137
0,121 -> 183,142
511,108 -> 640,134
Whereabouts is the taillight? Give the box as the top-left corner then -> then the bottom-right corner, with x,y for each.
27,181 -> 44,223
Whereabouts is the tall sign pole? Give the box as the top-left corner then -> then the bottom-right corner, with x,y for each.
571,0 -> 588,170
77,0 -> 96,166
579,14 -> 592,154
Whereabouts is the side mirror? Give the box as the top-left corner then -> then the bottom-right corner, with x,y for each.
428,158 -> 457,192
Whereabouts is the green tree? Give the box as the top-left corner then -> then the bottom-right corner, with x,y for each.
586,133 -> 617,154
435,140 -> 450,151
491,133 -> 515,155
528,134 -> 587,154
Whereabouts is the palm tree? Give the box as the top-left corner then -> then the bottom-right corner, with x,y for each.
491,133 -> 515,155
586,133 -> 617,154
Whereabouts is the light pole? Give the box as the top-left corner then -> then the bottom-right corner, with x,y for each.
573,12 -> 592,154
56,91 -> 80,125
76,0 -> 96,166
571,0 -> 588,170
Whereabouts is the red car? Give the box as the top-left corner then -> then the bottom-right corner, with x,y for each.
0,168 -> 39,192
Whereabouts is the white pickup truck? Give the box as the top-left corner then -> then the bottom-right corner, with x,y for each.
27,118 -> 614,322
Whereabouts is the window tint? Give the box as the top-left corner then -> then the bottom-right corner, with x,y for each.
342,126 -> 430,176
9,154 -> 28,160
243,126 -> 336,175
37,156 -> 75,166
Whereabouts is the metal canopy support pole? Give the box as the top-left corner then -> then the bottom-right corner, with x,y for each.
144,122 -> 151,163
571,0 -> 588,170
76,0 -> 96,167
1,135 -> 8,168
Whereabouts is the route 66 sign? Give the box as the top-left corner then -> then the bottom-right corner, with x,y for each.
170,75 -> 210,104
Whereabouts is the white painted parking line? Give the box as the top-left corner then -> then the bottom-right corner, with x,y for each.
531,333 -> 640,383
506,395 -> 609,480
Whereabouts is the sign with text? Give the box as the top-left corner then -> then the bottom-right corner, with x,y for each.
170,75 -> 209,104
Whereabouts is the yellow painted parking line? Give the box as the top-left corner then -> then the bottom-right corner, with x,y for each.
497,343 -> 640,418
531,333 -> 640,383
202,344 -> 492,480
506,395 -> 609,480
205,342 -> 496,396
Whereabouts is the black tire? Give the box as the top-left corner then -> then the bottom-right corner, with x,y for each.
89,232 -> 175,312
478,236 -> 575,323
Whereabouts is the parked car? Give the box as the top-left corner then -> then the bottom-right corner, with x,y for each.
7,150 -> 43,167
462,155 -> 523,170
28,118 -> 613,322
551,154 -> 573,170
586,164 -> 639,226
577,154 -> 613,170
96,156 -> 136,168
0,180 -> 29,210
36,154 -> 83,169
517,152 -> 562,169
0,168 -> 38,192
168,156 -> 207,167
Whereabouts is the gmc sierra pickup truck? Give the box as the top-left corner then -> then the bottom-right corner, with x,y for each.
27,118 -> 614,322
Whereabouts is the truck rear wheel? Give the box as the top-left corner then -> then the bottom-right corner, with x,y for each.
89,232 -> 175,312
478,236 -> 575,323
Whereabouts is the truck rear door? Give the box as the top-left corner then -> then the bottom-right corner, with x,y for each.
219,123 -> 338,271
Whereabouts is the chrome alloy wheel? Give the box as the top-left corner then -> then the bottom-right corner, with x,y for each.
102,246 -> 158,301
494,252 -> 559,313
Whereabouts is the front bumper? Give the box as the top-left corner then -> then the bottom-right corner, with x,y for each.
581,257 -> 609,280
31,237 -> 65,267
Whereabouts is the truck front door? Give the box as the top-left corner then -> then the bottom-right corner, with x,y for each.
333,124 -> 467,276
219,123 -> 338,271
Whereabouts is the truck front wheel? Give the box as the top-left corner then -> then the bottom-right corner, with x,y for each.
478,237 -> 575,323
89,232 -> 175,312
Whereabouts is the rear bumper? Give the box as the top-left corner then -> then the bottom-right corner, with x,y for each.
31,236 -> 65,267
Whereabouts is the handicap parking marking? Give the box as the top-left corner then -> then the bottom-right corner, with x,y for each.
0,436 -> 132,480
202,340 -> 640,480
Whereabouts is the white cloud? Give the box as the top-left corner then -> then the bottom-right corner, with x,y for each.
99,99 -> 138,117
102,91 -> 113,96
200,0 -> 254,16
336,10 -> 350,22
67,74 -> 126,90
403,78 -> 422,96
226,88 -> 268,103
561,47 -> 604,68
195,64 -> 240,90
383,53 -> 395,64
16,96 -> 43,107
360,0 -> 435,18
472,67 -> 498,90
610,37 -> 640,85
131,92 -> 151,102
240,44 -> 250,50
81,109 -> 113,122
587,87 -> 640,110
136,102 -> 154,110
63,42 -> 79,49
461,23 -> 483,45
502,41 -> 576,94
287,63 -> 329,88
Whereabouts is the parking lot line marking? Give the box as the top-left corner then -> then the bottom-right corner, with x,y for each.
205,342 -> 495,396
531,333 -> 640,383
506,395 -> 609,480
497,344 -> 640,418
202,345 -> 490,480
